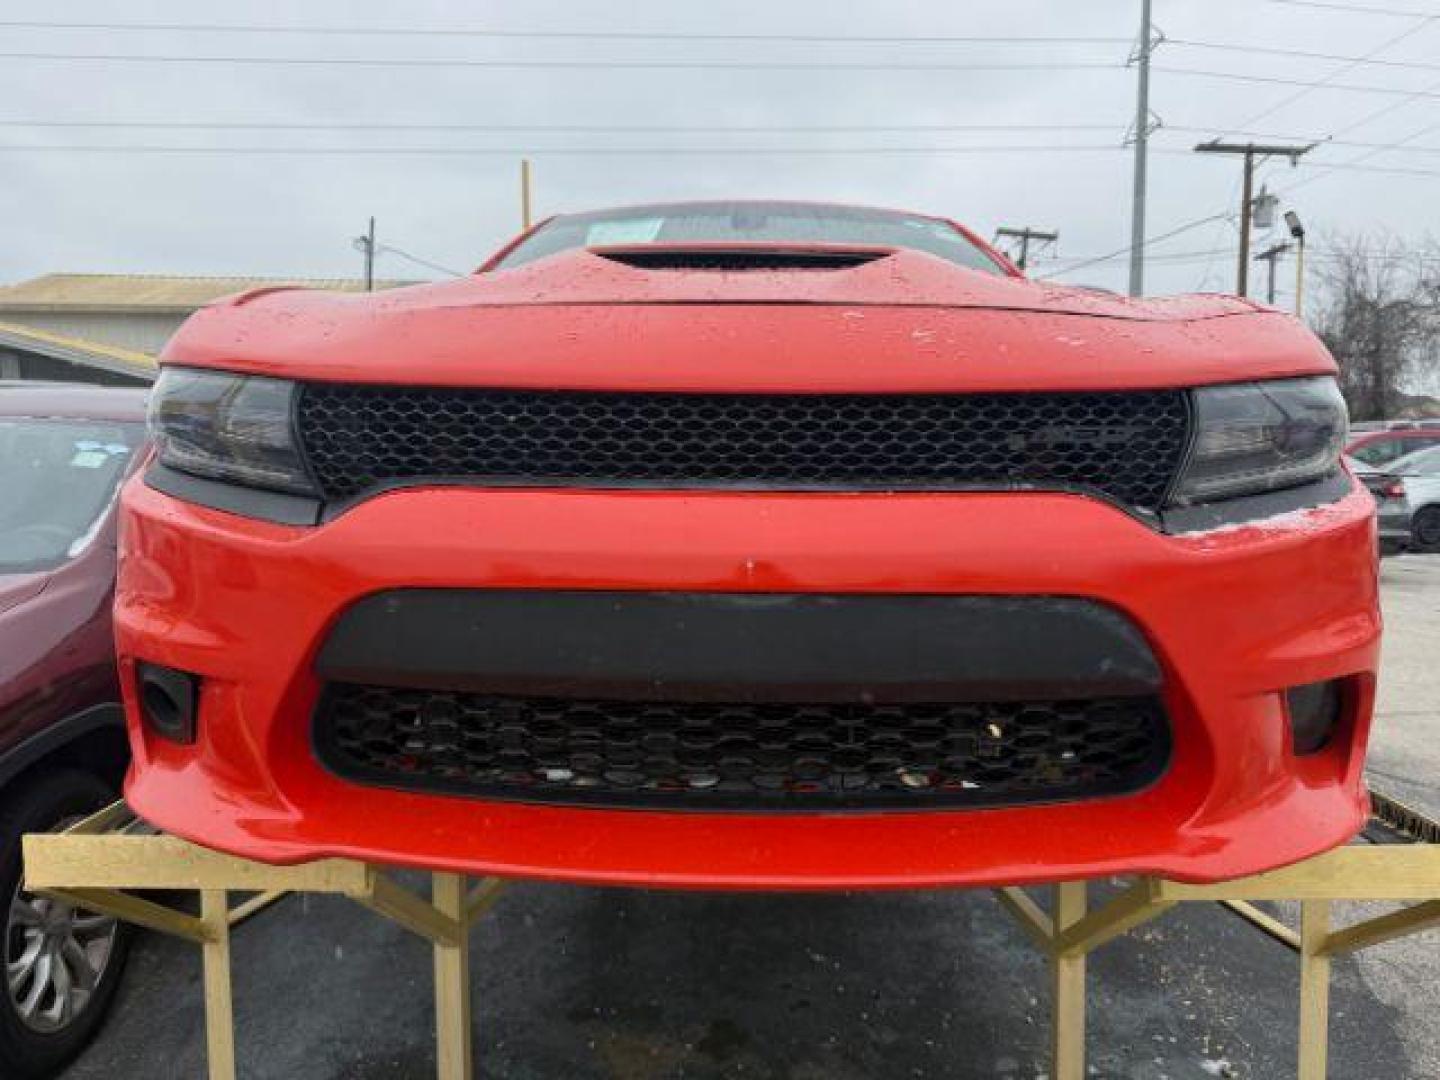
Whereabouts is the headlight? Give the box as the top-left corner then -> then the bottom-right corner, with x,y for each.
1170,376 -> 1347,506
147,367 -> 317,496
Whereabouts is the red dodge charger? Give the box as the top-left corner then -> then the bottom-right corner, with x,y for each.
117,201 -> 1379,889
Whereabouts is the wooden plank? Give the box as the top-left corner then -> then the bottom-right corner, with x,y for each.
63,799 -> 135,835
994,886 -> 1055,953
227,890 -> 288,927
1158,846 -> 1440,902
357,871 -> 463,947
1297,900 -> 1332,1080
1051,882 -> 1087,1080
201,890 -> 237,1080
463,878 -> 507,929
24,833 -> 371,894
1053,879 -> 1175,958
38,887 -> 209,943
1220,899 -> 1301,951
1322,898 -> 1440,957
433,874 -> 474,1080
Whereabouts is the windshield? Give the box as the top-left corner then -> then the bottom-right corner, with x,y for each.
494,201 -> 1007,275
0,417 -> 144,573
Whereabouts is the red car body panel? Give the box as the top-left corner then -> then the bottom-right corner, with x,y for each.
117,220 -> 1379,890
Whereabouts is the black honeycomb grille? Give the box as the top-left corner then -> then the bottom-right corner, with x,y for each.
313,686 -> 1171,811
296,385 -> 1191,510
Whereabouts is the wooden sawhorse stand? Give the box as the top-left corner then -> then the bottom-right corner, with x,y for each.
996,841 -> 1440,1080
23,799 -> 1440,1080
23,803 -> 504,1080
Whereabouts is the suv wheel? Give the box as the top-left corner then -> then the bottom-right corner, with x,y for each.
1412,506 -> 1440,553
0,771 -> 132,1079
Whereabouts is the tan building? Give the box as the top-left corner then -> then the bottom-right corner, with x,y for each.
0,273 -> 414,359
0,320 -> 157,384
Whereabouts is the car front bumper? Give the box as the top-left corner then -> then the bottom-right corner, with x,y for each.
116,477 -> 1381,890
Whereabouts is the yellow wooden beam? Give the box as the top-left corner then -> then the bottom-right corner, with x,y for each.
433,874 -> 474,1080
464,878 -> 507,929
1051,882 -> 1088,1080
1220,899 -> 1301,951
994,886 -> 1056,954
1158,845 -> 1440,902
227,890 -> 288,927
24,833 -> 371,895
201,890 -> 237,1080
38,886 -> 210,943
1053,879 -> 1174,958
1297,900 -> 1332,1080
63,799 -> 135,835
357,871 -> 464,947
1321,898 -> 1440,956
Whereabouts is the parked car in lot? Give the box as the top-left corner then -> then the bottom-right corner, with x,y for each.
1381,444 -> 1440,553
121,199 -> 1376,892
1346,425 -> 1440,469
1346,455 -> 1411,554
0,382 -> 146,1078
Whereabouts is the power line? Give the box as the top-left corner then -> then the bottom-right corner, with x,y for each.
1038,212 -> 1233,278
1297,157 -> 1440,177
0,20 -> 1132,45
1156,65 -> 1440,99
0,143 -> 1131,156
1267,0 -> 1440,17
1168,37 -> 1440,73
1279,115 -> 1440,193
1219,11 -> 1437,134
375,244 -> 465,278
0,119 -> 1125,134
0,51 -> 1125,73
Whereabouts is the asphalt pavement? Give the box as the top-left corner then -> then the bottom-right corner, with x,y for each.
62,557 -> 1440,1079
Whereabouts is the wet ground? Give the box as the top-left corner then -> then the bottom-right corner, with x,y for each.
63,557 -> 1440,1079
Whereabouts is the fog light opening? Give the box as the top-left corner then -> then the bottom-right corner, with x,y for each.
1285,679 -> 1345,756
136,662 -> 200,745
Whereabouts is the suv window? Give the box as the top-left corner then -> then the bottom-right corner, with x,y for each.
494,201 -> 1007,275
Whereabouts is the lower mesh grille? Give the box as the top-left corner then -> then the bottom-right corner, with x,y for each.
314,686 -> 1170,810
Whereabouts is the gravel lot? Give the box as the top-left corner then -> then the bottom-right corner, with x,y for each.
62,558 -> 1440,1079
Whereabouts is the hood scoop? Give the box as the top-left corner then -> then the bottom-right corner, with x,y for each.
590,245 -> 891,273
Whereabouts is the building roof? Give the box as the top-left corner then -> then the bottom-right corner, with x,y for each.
0,273 -> 418,314
0,320 -> 157,382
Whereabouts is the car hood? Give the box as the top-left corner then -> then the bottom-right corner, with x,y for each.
0,572 -> 48,617
230,246 -> 1261,320
164,246 -> 1335,393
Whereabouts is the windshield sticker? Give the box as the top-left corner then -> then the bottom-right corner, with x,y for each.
587,219 -> 665,246
69,440 -> 129,469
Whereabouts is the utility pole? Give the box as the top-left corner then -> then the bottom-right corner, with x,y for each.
1285,211 -> 1308,319
520,159 -> 533,229
1192,140 -> 1314,297
1254,241 -> 1292,305
994,226 -> 1059,272
1128,0 -> 1155,297
352,216 -> 376,292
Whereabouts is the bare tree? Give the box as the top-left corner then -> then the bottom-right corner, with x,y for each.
1312,234 -> 1439,420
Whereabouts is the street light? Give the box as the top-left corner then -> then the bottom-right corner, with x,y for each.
1284,211 -> 1306,319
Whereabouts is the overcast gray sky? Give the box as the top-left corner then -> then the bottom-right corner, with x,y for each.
3,0 -> 1438,302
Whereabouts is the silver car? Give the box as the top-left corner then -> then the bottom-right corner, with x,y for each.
1378,444 -> 1440,553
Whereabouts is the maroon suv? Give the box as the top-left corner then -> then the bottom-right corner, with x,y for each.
0,382 -> 146,1078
